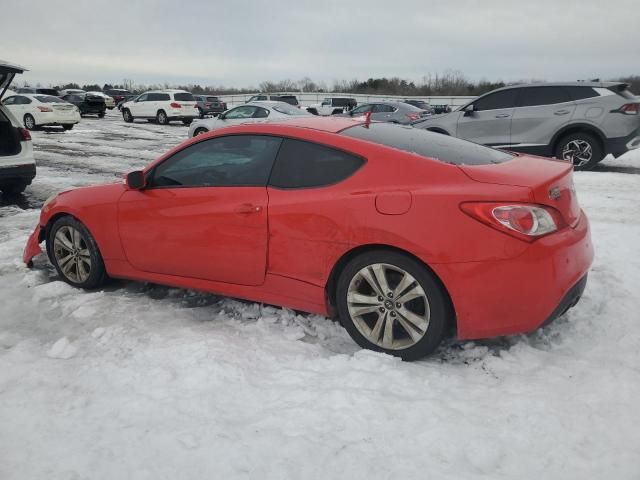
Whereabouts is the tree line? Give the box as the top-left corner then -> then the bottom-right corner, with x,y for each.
28,71 -> 640,97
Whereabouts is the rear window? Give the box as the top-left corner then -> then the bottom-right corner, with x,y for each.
341,123 -> 514,165
35,95 -> 65,103
274,96 -> 299,106
206,96 -> 220,102
174,93 -> 194,101
272,103 -> 307,115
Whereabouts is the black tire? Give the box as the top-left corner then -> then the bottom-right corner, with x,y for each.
156,110 -> 169,125
554,132 -> 603,170
307,108 -> 318,116
331,109 -> 343,115
193,127 -> 208,137
23,114 -> 36,130
336,250 -> 451,360
1,182 -> 28,195
122,108 -> 133,123
198,108 -> 205,119
47,216 -> 107,289
98,111 -> 105,118
63,124 -> 74,131
183,119 -> 193,126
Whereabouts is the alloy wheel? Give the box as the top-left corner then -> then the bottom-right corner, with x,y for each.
562,140 -> 593,167
347,263 -> 430,350
53,225 -> 92,283
24,115 -> 35,130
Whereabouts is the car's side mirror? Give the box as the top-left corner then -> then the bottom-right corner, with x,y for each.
126,170 -> 146,190
218,113 -> 226,119
463,104 -> 476,117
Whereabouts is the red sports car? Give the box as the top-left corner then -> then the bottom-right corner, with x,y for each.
24,117 -> 594,360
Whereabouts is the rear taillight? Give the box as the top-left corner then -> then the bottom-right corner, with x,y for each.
170,102 -> 182,108
18,127 -> 31,141
618,103 -> 639,115
407,113 -> 420,121
37,106 -> 53,112
205,103 -> 212,107
460,202 -> 566,242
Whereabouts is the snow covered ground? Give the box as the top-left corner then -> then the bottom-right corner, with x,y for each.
1,111 -> 639,479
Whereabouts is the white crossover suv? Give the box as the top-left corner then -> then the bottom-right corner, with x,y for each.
121,89 -> 199,125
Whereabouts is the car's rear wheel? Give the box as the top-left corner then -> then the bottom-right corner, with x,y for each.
63,124 -> 74,131
336,250 -> 450,360
183,119 -> 193,126
156,110 -> 168,125
47,216 -> 107,289
555,132 -> 603,170
193,127 -> 208,137
23,114 -> 36,130
122,108 -> 133,123
98,111 -> 105,118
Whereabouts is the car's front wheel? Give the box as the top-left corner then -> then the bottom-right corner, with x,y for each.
47,216 -> 107,289
63,124 -> 74,131
193,127 -> 208,137
555,132 -> 603,170
336,250 -> 450,360
122,108 -> 133,123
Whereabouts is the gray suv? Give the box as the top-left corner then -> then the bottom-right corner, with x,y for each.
414,82 -> 640,169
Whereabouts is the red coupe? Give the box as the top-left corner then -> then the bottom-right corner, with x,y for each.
24,117 -> 593,360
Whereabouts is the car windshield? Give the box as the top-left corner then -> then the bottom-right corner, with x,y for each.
341,123 -> 514,165
35,95 -> 65,103
272,103 -> 307,115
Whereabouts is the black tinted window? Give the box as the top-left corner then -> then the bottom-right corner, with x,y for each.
174,92 -> 194,101
564,86 -> 599,101
270,139 -> 364,189
473,89 -> 518,111
206,96 -> 219,102
342,123 -> 513,165
148,93 -> 170,101
149,135 -> 282,188
253,107 -> 269,118
518,87 -> 571,106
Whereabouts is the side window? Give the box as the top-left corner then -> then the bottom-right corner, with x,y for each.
225,106 -> 257,119
136,94 -> 148,102
269,139 -> 365,189
149,135 -> 282,188
322,98 -> 331,106
2,96 -> 16,105
518,87 -> 571,107
373,104 -> 395,113
564,86 -> 599,101
253,107 -> 269,118
352,104 -> 372,114
473,89 -> 518,111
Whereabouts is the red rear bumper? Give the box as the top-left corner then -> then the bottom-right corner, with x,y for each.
23,224 -> 44,266
433,210 -> 594,339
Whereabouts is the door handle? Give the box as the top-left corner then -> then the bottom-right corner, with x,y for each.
554,110 -> 570,115
236,204 -> 263,214
495,113 -> 510,118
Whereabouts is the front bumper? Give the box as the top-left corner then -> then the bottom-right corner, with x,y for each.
23,223 -> 45,266
433,211 -> 594,340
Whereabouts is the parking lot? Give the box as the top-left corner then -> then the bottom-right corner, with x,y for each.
0,109 -> 639,478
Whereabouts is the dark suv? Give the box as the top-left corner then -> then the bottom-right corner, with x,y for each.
193,95 -> 227,117
104,88 -> 135,105
414,82 -> 640,169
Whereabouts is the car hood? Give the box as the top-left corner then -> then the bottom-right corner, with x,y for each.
0,60 -> 27,100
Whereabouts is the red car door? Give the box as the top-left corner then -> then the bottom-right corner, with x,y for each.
117,135 -> 282,286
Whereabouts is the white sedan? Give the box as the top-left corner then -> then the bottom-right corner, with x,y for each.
2,94 -> 81,130
187,101 -> 311,137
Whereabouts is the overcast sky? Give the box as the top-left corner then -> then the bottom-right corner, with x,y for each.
3,0 -> 639,89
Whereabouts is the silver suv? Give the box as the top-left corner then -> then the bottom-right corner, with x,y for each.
0,60 -> 35,194
414,82 -> 640,169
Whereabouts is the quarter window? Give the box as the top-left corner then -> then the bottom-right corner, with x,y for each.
148,135 -> 282,188
269,139 -> 364,189
473,89 -> 518,111
517,87 -> 571,107
564,86 -> 599,101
